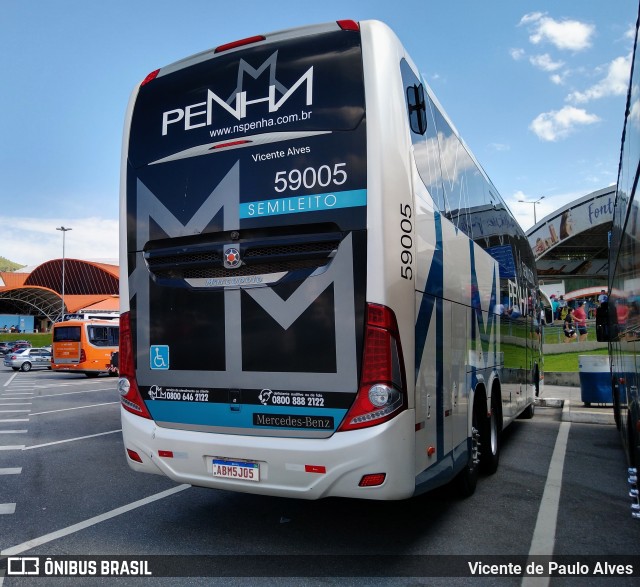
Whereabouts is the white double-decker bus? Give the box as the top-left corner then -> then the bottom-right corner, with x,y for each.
119,19 -> 540,500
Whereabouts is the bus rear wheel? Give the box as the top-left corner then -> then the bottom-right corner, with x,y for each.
454,399 -> 482,497
480,392 -> 501,475
628,414 -> 639,468
613,380 -> 621,430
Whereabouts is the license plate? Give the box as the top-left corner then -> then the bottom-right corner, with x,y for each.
212,458 -> 260,482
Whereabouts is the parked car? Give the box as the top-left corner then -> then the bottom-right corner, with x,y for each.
5,341 -> 32,354
0,342 -> 12,355
3,347 -> 52,371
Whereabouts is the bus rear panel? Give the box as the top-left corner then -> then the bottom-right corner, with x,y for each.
120,21 -> 418,499
120,19 -> 538,500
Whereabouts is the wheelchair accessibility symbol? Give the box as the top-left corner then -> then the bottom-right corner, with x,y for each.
150,345 -> 170,370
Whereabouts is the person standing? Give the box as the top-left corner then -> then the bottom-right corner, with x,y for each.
558,295 -> 568,321
598,289 -> 608,304
563,307 -> 577,342
574,301 -> 588,341
551,296 -> 559,323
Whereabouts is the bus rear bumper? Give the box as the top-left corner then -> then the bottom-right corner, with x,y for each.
121,408 -> 416,500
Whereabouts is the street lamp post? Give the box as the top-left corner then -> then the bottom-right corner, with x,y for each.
518,196 -> 545,225
56,226 -> 72,321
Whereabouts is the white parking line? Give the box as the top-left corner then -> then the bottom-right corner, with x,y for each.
0,468 -> 22,475
0,386 -> 34,395
0,484 -> 190,555
521,421 -> 571,587
0,410 -> 31,413
29,402 -> 118,416
32,389 -> 117,399
0,430 -> 27,434
0,445 -> 25,451
0,419 -> 29,423
0,503 -> 16,515
24,430 -> 122,450
34,381 -> 115,390
0,392 -> 33,395
2,373 -> 17,386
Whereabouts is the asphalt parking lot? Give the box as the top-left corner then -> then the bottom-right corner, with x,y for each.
1,371 -> 638,586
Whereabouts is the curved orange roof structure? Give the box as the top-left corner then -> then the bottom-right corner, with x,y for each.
25,259 -> 118,294
0,259 -> 119,327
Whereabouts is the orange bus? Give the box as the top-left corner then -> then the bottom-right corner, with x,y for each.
51,319 -> 119,377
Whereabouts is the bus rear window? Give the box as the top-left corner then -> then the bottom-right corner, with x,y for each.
53,326 -> 81,342
128,30 -> 365,168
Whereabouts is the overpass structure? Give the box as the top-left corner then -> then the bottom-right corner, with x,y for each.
525,186 -> 615,302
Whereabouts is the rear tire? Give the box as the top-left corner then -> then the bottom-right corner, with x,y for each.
519,401 -> 535,419
454,399 -> 481,497
613,380 -> 621,430
628,414 -> 639,468
480,393 -> 501,475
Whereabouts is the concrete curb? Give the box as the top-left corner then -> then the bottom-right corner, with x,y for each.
537,398 -> 564,408
562,401 -> 616,425
544,372 -> 580,387
536,397 -> 616,425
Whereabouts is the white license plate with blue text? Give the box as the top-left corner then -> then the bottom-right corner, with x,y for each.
212,458 -> 260,482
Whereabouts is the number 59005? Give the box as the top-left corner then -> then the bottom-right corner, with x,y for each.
400,204 -> 413,280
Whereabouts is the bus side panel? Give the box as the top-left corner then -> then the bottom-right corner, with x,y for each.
413,204 -> 499,486
360,21 -> 417,404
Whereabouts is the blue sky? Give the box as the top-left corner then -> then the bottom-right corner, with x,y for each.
1,0 -> 637,266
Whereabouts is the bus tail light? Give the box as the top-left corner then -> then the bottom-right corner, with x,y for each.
140,69 -> 160,87
359,473 -> 386,487
80,348 -> 86,364
337,20 -> 359,31
338,304 -> 407,431
126,449 -> 143,463
215,35 -> 266,54
118,312 -> 152,419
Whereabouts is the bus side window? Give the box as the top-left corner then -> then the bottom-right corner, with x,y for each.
407,84 -> 427,135
89,327 -> 109,346
108,327 -> 119,346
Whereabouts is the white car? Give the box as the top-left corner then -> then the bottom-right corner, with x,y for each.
3,347 -> 52,371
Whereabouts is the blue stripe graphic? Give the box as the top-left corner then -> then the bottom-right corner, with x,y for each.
240,189 -> 366,219
469,241 -> 498,360
147,401 -> 346,432
415,212 -> 444,458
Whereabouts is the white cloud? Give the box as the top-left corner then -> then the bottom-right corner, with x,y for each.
510,48 -> 526,61
489,142 -> 510,152
630,97 -> 640,130
0,216 -> 119,267
529,106 -> 600,141
529,53 -> 565,72
519,12 -> 595,51
566,53 -> 632,103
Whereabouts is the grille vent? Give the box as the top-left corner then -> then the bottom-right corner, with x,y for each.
144,233 -> 343,282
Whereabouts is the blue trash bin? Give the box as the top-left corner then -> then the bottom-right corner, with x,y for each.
578,355 -> 611,406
